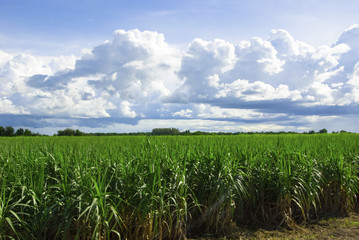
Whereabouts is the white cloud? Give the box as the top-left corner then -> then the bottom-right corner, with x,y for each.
120,101 -> 136,118
216,79 -> 302,101
0,51 -> 76,97
170,26 -> 358,112
0,29 -> 182,120
0,50 -> 11,66
0,97 -> 29,114
170,38 -> 236,102
312,44 -> 350,71
236,37 -> 284,76
1,27 -> 359,133
269,29 -> 312,58
27,89 -> 116,118
336,24 -> 359,51
172,109 -> 193,118
194,103 -> 286,120
346,61 -> 359,103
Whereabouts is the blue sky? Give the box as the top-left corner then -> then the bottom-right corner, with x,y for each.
2,0 -> 359,54
1,0 -> 359,134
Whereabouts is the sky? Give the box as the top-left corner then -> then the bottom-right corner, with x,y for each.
1,0 -> 359,134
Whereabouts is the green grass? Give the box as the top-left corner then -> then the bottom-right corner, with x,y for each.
0,134 -> 359,239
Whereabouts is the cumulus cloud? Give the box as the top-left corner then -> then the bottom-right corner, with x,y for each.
172,109 -> 193,118
347,62 -> 359,103
0,97 -> 29,114
169,38 -> 236,102
0,51 -> 76,95
170,25 -> 359,115
1,29 -> 180,121
1,26 -> 359,133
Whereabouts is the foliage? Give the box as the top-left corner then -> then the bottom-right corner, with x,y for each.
0,126 -> 37,137
152,128 -> 180,135
15,128 -> 24,136
0,126 -> 5,136
318,128 -> 328,134
57,128 -> 85,136
4,126 -> 14,136
0,134 -> 359,239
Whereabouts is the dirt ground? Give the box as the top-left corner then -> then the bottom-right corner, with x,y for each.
189,214 -> 359,239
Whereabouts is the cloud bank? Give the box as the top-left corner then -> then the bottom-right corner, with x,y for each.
1,26 -> 359,133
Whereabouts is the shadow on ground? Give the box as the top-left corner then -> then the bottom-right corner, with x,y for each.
189,213 -> 359,239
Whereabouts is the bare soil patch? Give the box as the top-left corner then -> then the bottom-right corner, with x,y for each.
189,214 -> 359,239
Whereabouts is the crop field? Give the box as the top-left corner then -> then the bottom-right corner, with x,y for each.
1,134 -> 359,239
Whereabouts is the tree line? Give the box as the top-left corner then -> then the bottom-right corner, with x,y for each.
0,126 -> 353,137
0,126 -> 39,136
55,127 -> 338,136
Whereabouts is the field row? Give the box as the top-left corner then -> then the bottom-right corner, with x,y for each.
1,134 -> 359,239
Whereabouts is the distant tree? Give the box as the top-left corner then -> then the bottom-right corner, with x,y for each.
15,128 -> 25,136
24,129 -> 33,136
57,128 -> 76,136
5,126 -> 15,136
75,129 -> 85,136
318,128 -> 328,134
181,130 -> 191,135
0,126 -> 5,136
57,128 -> 85,136
308,130 -> 315,134
152,128 -> 180,135
192,131 -> 203,135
